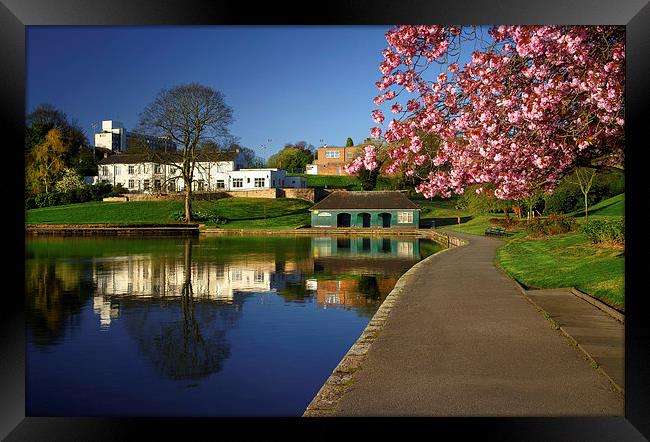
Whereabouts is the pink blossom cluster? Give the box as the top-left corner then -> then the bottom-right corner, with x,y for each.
355,25 -> 625,200
344,145 -> 378,174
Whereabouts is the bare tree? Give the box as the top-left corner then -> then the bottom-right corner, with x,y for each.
568,167 -> 597,219
136,83 -> 234,222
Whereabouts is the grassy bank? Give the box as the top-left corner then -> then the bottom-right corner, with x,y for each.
26,197 -> 312,229
496,230 -> 624,310
570,192 -> 625,218
495,193 -> 625,310
289,173 -> 401,191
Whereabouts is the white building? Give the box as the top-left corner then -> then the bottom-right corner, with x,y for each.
95,150 -> 306,192
305,164 -> 318,175
94,120 -> 177,153
94,120 -> 127,152
228,169 -> 306,190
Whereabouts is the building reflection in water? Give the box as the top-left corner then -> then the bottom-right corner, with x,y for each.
92,257 -> 277,329
311,236 -> 419,259
88,236 -> 423,326
307,237 -> 420,311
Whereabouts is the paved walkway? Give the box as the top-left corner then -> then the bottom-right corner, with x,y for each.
330,231 -> 623,416
524,288 -> 624,393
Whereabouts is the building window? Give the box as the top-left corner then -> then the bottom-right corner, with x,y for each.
168,181 -> 175,192
115,166 -> 121,175
143,179 -> 150,190
232,178 -> 243,188
254,271 -> 264,283
101,166 -> 109,176
347,152 -> 353,158
154,164 -> 161,174
325,150 -> 340,159
128,179 -> 135,188
216,180 -> 225,189
247,178 -> 250,183
397,211 -> 413,224
154,179 -> 161,190
128,165 -> 135,174
196,180 -> 204,191
254,178 -> 265,187
397,241 -> 414,257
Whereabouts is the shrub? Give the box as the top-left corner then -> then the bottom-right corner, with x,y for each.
580,218 -> 625,244
54,168 -> 86,193
34,192 -> 61,208
26,183 -> 115,210
25,196 -> 36,210
107,184 -> 128,197
171,210 -> 228,224
525,213 -> 578,237
543,186 -> 581,215
489,217 -> 519,228
90,183 -> 113,200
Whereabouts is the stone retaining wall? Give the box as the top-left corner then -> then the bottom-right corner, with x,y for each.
224,188 -> 278,199
26,223 -> 199,236
281,187 -> 330,202
126,192 -> 229,201
111,188 -> 322,203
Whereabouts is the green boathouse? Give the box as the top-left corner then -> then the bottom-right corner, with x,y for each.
309,191 -> 420,228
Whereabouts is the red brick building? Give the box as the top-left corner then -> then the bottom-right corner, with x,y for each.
307,145 -> 361,175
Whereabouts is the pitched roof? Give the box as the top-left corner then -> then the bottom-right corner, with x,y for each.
98,150 -> 240,165
310,191 -> 420,211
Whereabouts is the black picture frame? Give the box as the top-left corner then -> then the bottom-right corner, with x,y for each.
3,0 -> 649,439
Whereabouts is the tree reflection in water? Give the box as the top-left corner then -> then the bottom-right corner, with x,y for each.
25,260 -> 94,346
124,238 -> 242,381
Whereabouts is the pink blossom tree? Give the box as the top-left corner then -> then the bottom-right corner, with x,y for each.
346,25 -> 625,200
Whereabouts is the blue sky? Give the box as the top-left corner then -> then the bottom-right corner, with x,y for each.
26,26 -> 398,159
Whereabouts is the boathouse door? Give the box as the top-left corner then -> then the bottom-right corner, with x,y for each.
378,213 -> 392,228
337,213 -> 352,227
357,213 -> 371,228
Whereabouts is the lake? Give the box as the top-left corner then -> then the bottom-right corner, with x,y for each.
25,234 -> 442,416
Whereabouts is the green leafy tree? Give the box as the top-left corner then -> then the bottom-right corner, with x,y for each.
239,146 -> 266,168
459,184 -> 513,216
266,142 -> 314,173
345,137 -> 354,147
28,128 -> 69,194
25,104 -> 88,162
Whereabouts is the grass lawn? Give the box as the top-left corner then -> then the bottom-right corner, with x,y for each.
415,197 -> 473,228
570,192 -> 625,218
289,173 -> 396,191
26,197 -> 312,229
496,230 -> 624,310
289,173 -> 362,189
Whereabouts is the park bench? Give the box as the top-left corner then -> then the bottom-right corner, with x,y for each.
485,226 -> 508,237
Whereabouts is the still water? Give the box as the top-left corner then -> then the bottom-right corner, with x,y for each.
25,235 -> 442,416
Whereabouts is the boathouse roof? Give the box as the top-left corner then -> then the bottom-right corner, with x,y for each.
310,191 -> 420,211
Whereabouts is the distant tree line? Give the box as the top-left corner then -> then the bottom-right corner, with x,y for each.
266,141 -> 315,173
